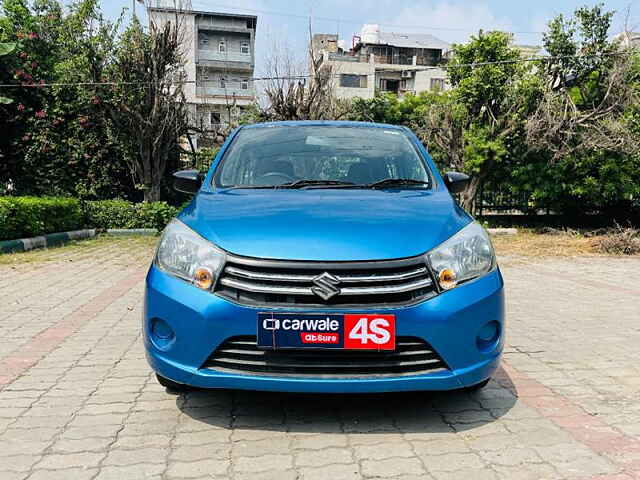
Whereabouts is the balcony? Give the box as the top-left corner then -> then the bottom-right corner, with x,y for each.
196,17 -> 255,34
327,53 -> 369,63
326,52 -> 442,67
196,85 -> 255,98
198,49 -> 253,65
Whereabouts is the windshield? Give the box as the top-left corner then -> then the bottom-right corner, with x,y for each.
214,125 -> 431,189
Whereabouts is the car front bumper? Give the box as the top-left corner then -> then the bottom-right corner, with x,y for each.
144,265 -> 505,393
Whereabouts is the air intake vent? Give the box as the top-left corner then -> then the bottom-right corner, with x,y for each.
202,336 -> 449,378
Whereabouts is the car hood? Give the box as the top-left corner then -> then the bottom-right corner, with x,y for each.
179,189 -> 471,261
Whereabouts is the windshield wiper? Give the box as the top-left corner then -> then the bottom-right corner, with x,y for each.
277,179 -> 357,189
366,178 -> 430,189
223,185 -> 281,190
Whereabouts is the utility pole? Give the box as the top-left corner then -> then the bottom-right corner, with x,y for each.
132,0 -> 136,19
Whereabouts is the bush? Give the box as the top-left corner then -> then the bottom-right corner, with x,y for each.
133,202 -> 179,231
82,200 -> 135,230
593,224 -> 640,255
0,197 -> 179,241
0,196 -> 84,241
84,200 -> 178,231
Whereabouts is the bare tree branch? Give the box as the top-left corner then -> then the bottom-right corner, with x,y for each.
526,55 -> 639,159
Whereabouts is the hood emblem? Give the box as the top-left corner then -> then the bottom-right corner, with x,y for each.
311,272 -> 341,301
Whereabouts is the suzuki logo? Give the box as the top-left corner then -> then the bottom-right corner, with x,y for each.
311,272 -> 341,301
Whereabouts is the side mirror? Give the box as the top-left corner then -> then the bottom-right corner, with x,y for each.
444,171 -> 470,194
173,169 -> 203,194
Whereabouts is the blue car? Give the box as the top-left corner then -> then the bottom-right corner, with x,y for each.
144,121 -> 504,393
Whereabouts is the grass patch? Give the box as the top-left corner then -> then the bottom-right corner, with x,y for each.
0,235 -> 158,267
491,228 -> 640,257
491,230 -> 597,257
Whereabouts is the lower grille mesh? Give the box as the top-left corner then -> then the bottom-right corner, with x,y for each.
202,336 -> 449,378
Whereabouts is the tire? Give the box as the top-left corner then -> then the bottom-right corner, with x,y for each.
156,373 -> 190,392
464,378 -> 490,392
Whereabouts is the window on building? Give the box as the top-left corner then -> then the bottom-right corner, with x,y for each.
210,112 -> 221,126
241,41 -> 250,54
379,78 -> 400,93
241,79 -> 249,90
430,78 -> 445,91
339,74 -> 367,88
220,77 -> 227,88
218,40 -> 226,53
199,35 -> 209,46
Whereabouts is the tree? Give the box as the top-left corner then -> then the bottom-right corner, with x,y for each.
104,13 -> 190,202
517,4 -> 640,216
0,0 -> 136,199
413,31 -> 540,210
526,3 -> 639,160
254,24 -> 349,122
0,42 -> 16,104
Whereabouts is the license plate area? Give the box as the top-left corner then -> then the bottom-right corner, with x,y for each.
257,313 -> 395,350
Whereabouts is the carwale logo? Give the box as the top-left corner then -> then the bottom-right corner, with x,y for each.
261,317 -> 340,331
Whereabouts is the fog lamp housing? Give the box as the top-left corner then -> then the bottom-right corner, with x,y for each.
476,320 -> 501,352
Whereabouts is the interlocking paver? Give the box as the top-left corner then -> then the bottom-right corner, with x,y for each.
233,453 -> 293,473
294,447 -> 353,467
103,447 -> 169,466
292,433 -> 349,450
0,241 -> 639,479
431,469 -> 498,480
361,457 -> 425,476
36,451 -> 104,470
352,441 -> 415,460
298,464 -> 361,480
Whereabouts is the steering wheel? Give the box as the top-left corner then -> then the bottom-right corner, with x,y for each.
255,172 -> 295,185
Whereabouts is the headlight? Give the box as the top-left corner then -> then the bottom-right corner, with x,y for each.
426,222 -> 495,290
154,219 -> 225,291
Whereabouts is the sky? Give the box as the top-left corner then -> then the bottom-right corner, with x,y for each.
100,0 -> 640,75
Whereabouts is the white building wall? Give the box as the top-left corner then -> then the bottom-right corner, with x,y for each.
148,10 -> 197,103
331,60 -> 376,100
321,53 -> 450,100
413,68 -> 449,93
149,8 -> 256,149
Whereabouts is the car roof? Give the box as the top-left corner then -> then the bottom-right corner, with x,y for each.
241,120 -> 406,131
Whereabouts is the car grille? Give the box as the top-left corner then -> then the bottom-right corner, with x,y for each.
214,254 -> 437,307
202,336 -> 450,378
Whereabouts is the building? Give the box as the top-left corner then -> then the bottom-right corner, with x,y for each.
314,25 -> 451,100
512,44 -> 542,58
613,31 -> 640,49
148,1 -> 257,147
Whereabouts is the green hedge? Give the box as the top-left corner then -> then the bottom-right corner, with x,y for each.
0,197 -> 84,241
83,200 -> 178,231
0,197 -> 179,241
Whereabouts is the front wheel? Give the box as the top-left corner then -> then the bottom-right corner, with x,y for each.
156,374 -> 190,393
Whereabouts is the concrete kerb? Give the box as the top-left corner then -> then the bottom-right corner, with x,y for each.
0,229 -> 96,254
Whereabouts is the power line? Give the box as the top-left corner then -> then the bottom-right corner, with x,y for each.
191,1 -> 545,36
0,51 -> 629,89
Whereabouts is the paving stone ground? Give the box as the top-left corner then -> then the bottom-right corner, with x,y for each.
0,238 -> 639,480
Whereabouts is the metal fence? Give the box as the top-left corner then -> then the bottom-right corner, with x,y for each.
474,187 -> 543,216
456,185 -> 548,217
